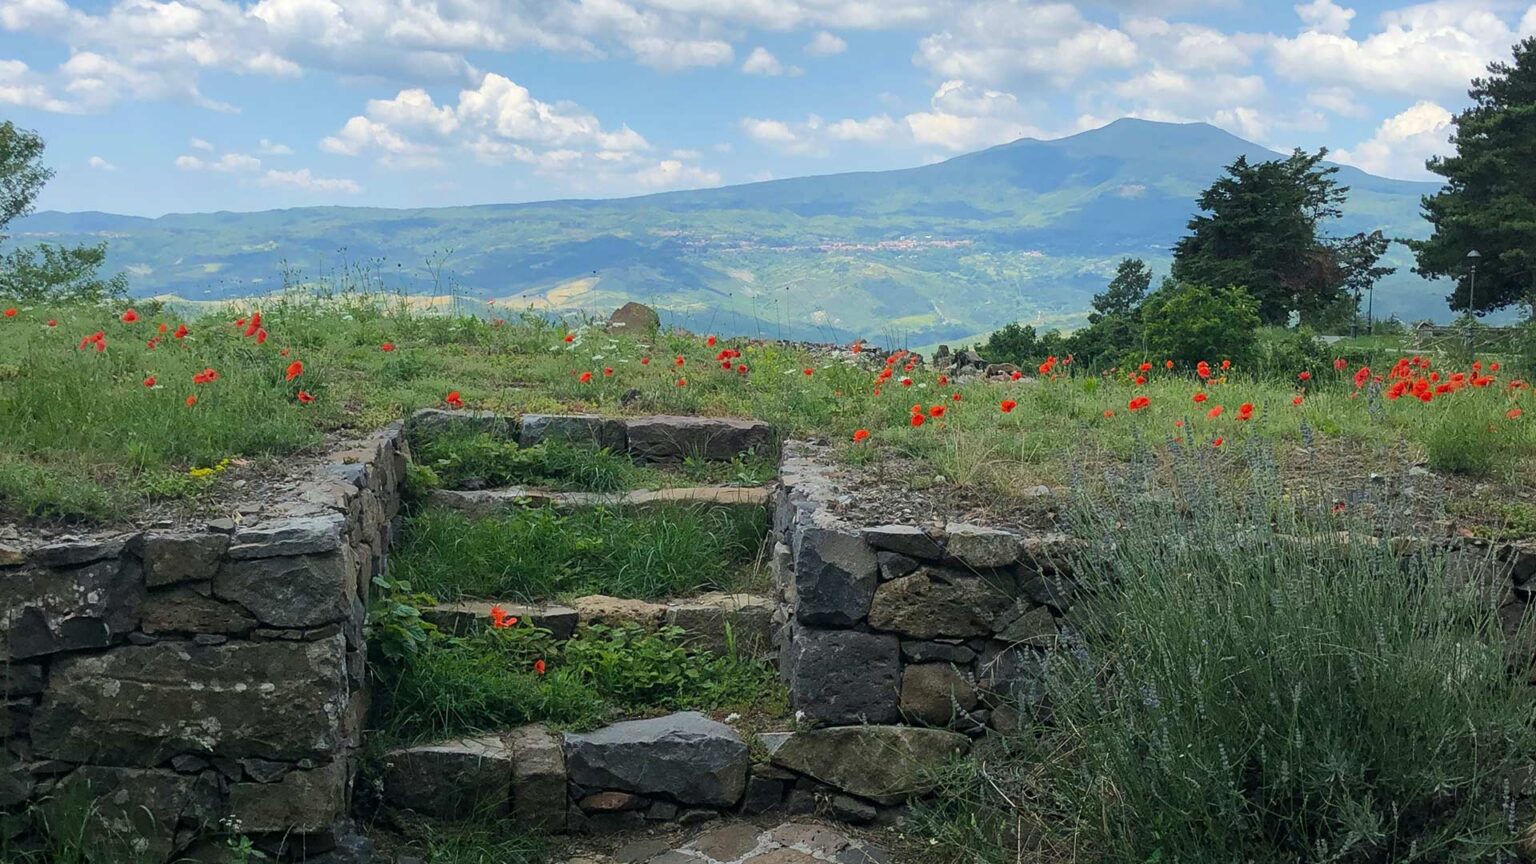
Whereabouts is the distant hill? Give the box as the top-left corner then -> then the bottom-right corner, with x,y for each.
10,118 -> 1446,344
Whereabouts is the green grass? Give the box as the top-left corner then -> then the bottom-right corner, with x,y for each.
378,818 -> 547,864
915,459 -> 1536,864
409,432 -> 643,493
391,504 -> 768,602
372,619 -> 786,742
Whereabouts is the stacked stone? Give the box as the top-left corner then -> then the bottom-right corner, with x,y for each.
407,409 -> 776,466
0,423 -> 408,863
772,441 -> 1079,736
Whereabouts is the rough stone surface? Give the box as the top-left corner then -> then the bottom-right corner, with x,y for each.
141,587 -> 258,635
608,302 -> 661,333
625,415 -> 774,464
571,595 -> 667,628
899,640 -> 975,665
229,760 -> 348,833
213,550 -> 354,628
900,664 -> 979,726
875,551 -> 919,581
31,636 -> 349,765
1,557 -> 145,659
381,737 -> 512,819
993,601 -> 1057,645
142,533 -> 230,588
782,628 -> 899,725
407,408 -> 516,441
506,724 -> 567,831
771,726 -> 971,805
664,593 -> 775,656
422,602 -> 579,640
944,523 -> 1022,568
793,525 -> 878,627
227,513 -> 347,559
861,525 -> 943,561
564,712 -> 749,807
868,569 -> 1015,639
47,766 -> 222,863
520,414 -> 628,452
978,643 -> 1049,711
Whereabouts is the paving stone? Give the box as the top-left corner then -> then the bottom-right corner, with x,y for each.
687,822 -> 762,861
763,823 -> 852,856
743,849 -> 820,864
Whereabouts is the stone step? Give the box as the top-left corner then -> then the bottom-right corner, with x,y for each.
408,410 -> 776,465
427,485 -> 774,519
421,592 -> 777,657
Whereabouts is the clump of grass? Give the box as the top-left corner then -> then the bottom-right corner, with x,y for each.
373,621 -> 785,742
410,431 -> 640,492
916,459 -> 1536,863
391,504 -> 767,601
1423,399 -> 1517,476
378,815 -> 547,864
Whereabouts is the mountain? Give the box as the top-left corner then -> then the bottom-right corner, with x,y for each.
9,119 -> 1445,344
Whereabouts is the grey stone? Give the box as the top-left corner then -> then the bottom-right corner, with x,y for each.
783,628 -> 899,725
506,724 -> 567,831
0,663 -> 43,697
0,753 -> 31,808
1,557 -> 145,659
664,593 -> 775,656
978,643 -> 1050,712
688,822 -> 761,860
900,664 -> 979,726
770,727 -> 971,805
1022,573 -> 1074,611
32,636 -> 349,765
625,415 -> 773,464
47,766 -> 222,863
900,640 -> 976,665
406,408 -> 516,441
862,525 -> 943,560
29,536 -> 131,568
830,794 -> 878,825
519,414 -> 627,452
143,533 -> 230,588
742,774 -> 787,814
382,737 -> 512,819
993,601 -> 1057,645
876,551 -> 919,581
794,525 -> 878,627
868,569 -> 1015,639
422,602 -> 579,640
205,518 -> 237,534
141,587 -> 257,635
227,513 -> 346,559
608,301 -> 661,333
229,760 -> 348,833
563,712 -> 749,807
213,550 -> 354,628
239,758 -> 292,783
944,524 -> 1022,568
0,544 -> 22,566
581,791 -> 646,812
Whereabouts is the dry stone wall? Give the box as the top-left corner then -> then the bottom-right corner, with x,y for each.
0,424 -> 409,862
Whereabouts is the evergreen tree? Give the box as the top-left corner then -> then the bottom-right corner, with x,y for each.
1409,37 -> 1536,316
1089,258 -> 1152,324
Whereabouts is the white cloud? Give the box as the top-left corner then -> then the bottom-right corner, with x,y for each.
257,138 -> 293,155
914,1 -> 1137,85
87,155 -> 115,170
189,137 -> 213,151
1307,85 -> 1367,116
1295,0 -> 1354,35
633,159 -> 722,189
740,117 -> 801,146
1123,17 -> 1257,71
174,151 -> 262,172
259,167 -> 362,193
742,46 -> 791,75
805,30 -> 846,55
904,79 -> 1041,151
1333,99 -> 1454,179
827,115 -> 897,142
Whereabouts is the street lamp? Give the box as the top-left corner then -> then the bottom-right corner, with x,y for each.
1466,249 -> 1481,356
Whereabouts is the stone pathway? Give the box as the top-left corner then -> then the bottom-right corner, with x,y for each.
558,821 -> 897,864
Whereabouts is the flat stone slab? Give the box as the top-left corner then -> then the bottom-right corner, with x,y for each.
555,820 -> 895,864
626,416 -> 775,464
422,601 -> 580,640
563,711 -> 750,808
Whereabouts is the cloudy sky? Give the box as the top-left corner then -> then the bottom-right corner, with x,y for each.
2,0 -> 1531,215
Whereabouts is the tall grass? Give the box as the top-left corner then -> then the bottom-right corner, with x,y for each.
918,452 -> 1536,864
391,504 -> 768,601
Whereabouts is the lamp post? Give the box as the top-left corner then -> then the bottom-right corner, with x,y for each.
1466,249 -> 1481,357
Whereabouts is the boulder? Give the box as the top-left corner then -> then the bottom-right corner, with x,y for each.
770,726 -> 971,805
213,550 -> 354,629
782,628 -> 899,725
0,557 -> 145,659
625,415 -> 774,464
868,569 -> 1015,639
608,302 -> 661,334
944,523 -> 1022,568
31,636 -> 349,765
664,593 -> 775,656
900,664 -> 979,726
563,712 -> 749,807
519,414 -> 627,452
978,643 -> 1050,712
29,535 -> 133,568
793,525 -> 878,627
506,725 -> 567,831
142,533 -> 230,588
381,737 -> 512,819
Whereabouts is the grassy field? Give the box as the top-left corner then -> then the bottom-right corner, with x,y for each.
1,294 -> 1531,524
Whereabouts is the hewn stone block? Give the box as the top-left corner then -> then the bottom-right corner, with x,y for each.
793,525 -> 878,627
213,550 -> 354,629
382,737 -> 512,819
142,533 -> 229,587
783,628 -> 899,725
868,569 -> 1014,639
564,712 -> 749,808
770,726 -> 970,805
1,557 -> 144,659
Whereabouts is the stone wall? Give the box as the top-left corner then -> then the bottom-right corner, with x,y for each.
0,424 -> 409,862
409,409 -> 775,465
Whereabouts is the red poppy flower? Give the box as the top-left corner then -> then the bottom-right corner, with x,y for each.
852,428 -> 871,443
1510,408 -> 1524,420
2,308 -> 15,318
1139,362 -> 1152,372
1135,375 -> 1147,385
1237,402 -> 1254,420
707,335 -> 717,347
284,361 -> 303,381
1010,370 -> 1023,381
1164,359 -> 1174,369
1298,371 -> 1311,381
444,391 -> 464,408
255,328 -> 268,345
1212,437 -> 1224,448
641,356 -> 652,365
803,368 -> 814,376
675,355 -> 685,367
1220,359 -> 1231,370
1353,367 -> 1371,388
46,319 -> 55,327
192,368 -> 220,384
185,394 -> 198,407
603,367 -> 614,377
1207,405 -> 1224,419
489,605 -> 517,628
1193,392 -> 1208,403
579,371 -> 593,383
676,378 -> 687,387
296,390 -> 315,405
929,405 -> 946,418
1334,358 -> 1348,371
900,377 -> 913,387
938,375 -> 949,385
534,659 -> 547,676
380,343 -> 396,352
737,364 -> 749,375
121,309 -> 140,324
243,313 -> 261,338
563,333 -> 575,343
951,392 -> 962,401
1491,362 -> 1501,372
143,376 -> 156,388
1103,409 -> 1115,418
1000,400 -> 1017,413
1128,395 -> 1150,412
157,323 -> 168,334
1292,395 -> 1304,406
910,413 -> 926,428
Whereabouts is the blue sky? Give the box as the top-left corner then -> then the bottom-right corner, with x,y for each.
3,0 -> 1532,216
